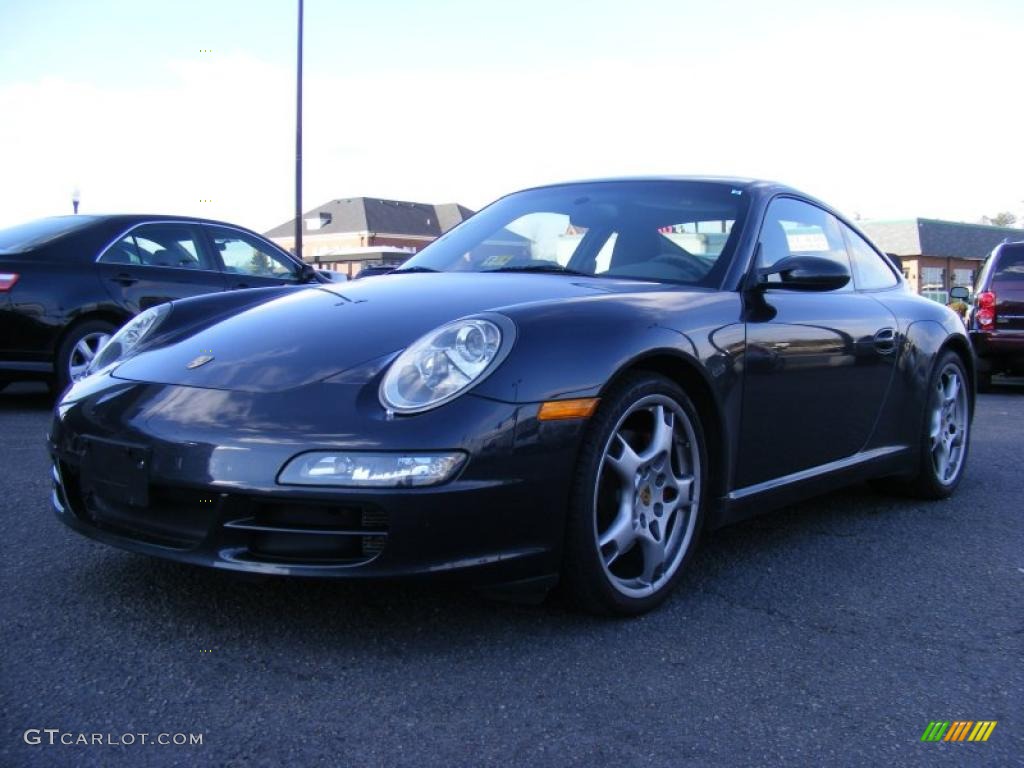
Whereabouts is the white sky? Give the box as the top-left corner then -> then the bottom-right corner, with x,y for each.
0,0 -> 1021,233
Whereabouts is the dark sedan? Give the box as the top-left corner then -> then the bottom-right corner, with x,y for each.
49,178 -> 974,615
0,214 -> 323,392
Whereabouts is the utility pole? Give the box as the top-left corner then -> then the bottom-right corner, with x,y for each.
294,0 -> 304,261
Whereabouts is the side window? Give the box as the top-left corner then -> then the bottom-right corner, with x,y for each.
757,198 -> 851,290
206,226 -> 298,280
841,225 -> 898,290
99,224 -> 212,270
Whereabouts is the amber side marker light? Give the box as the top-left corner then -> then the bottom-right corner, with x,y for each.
538,398 -> 600,421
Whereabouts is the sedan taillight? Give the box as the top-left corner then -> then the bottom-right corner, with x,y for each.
976,290 -> 996,330
0,272 -> 19,291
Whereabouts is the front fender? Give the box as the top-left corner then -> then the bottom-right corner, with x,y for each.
474,291 -> 744,404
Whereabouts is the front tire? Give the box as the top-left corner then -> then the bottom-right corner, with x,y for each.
562,373 -> 707,616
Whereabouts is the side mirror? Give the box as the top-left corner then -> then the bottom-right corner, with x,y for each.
297,262 -> 318,283
949,286 -> 970,301
319,269 -> 348,283
757,255 -> 851,292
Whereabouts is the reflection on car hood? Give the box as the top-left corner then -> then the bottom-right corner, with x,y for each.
111,272 -> 670,392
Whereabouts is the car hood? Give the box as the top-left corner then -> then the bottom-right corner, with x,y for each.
111,272 -> 669,392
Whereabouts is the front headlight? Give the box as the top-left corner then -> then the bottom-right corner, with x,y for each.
87,303 -> 172,375
379,316 -> 514,414
279,451 -> 466,487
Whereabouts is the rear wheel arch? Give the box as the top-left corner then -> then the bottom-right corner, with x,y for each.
52,309 -> 129,356
937,336 -> 976,411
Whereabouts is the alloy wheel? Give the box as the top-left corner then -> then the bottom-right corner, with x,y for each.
68,332 -> 111,382
593,394 -> 701,598
929,363 -> 968,484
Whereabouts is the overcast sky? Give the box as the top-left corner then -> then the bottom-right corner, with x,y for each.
1,0 -> 1022,233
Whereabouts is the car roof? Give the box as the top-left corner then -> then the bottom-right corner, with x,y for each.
65,213 -> 260,230
516,175 -> 793,194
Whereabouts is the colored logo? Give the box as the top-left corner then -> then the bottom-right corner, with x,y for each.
921,721 -> 997,742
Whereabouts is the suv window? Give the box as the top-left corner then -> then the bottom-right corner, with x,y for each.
993,245 -> 1024,282
99,223 -> 213,270
841,224 -> 898,290
757,198 -> 852,291
207,226 -> 298,280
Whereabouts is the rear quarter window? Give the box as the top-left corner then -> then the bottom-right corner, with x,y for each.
992,246 -> 1024,283
0,216 -> 99,253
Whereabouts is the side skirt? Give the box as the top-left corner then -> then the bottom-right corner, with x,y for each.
709,445 -> 912,529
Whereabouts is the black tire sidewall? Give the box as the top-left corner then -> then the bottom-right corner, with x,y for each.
55,320 -> 116,395
562,373 -> 708,616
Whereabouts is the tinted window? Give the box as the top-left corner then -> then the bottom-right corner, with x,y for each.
394,181 -> 749,287
0,216 -> 100,253
993,245 -> 1024,281
842,224 -> 898,290
207,226 -> 298,280
99,224 -> 214,270
757,198 -> 851,290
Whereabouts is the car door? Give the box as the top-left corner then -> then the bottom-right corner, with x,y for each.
202,225 -> 303,290
736,197 -> 898,489
96,222 -> 227,314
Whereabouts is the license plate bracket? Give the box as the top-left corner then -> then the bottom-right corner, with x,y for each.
81,437 -> 151,508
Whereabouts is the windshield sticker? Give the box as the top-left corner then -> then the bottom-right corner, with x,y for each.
481,253 -> 515,268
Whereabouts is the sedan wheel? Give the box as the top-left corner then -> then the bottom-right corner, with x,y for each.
55,320 -> 116,394
69,332 -> 111,381
563,373 -> 706,615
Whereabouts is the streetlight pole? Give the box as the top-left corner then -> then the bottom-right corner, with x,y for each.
72,186 -> 80,215
294,0 -> 303,262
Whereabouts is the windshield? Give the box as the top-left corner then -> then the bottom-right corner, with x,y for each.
396,181 -> 749,286
0,216 -> 100,253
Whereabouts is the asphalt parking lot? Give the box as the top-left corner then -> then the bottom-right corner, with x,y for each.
1,381 -> 1021,768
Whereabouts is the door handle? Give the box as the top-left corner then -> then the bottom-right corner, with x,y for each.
231,283 -> 250,290
873,327 -> 897,354
111,273 -> 138,286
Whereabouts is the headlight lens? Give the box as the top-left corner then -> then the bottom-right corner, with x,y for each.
278,451 -> 466,487
380,317 -> 510,413
87,303 -> 171,375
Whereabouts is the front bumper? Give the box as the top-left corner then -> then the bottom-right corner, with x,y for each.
49,374 -> 588,585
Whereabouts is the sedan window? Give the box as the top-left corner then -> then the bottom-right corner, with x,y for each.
99,224 -> 213,270
207,226 -> 298,280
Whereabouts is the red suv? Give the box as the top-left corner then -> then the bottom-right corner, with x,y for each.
965,241 -> 1024,390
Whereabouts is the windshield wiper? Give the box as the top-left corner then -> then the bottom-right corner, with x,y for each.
391,266 -> 440,274
485,264 -> 591,276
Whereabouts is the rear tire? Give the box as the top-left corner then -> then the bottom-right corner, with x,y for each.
905,350 -> 971,499
561,373 -> 707,616
54,320 -> 116,395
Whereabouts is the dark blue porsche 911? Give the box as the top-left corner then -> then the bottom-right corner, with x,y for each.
49,178 -> 973,615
